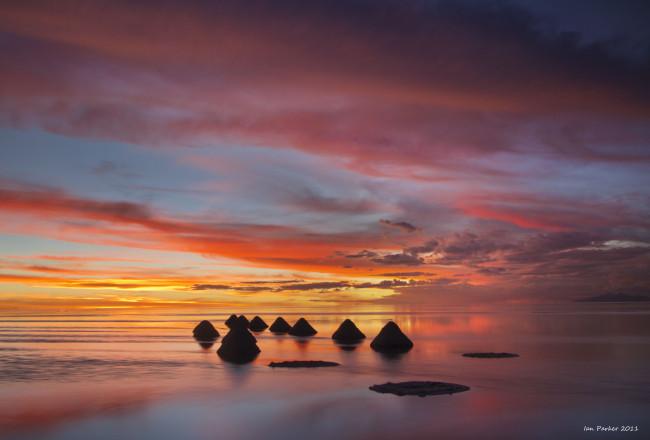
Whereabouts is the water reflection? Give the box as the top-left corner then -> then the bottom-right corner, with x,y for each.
221,361 -> 254,387
198,341 -> 214,349
1,304 -> 649,440
377,351 -> 408,362
293,337 -> 311,351
333,340 -> 362,351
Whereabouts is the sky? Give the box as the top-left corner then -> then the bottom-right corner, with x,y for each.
1,0 -> 649,308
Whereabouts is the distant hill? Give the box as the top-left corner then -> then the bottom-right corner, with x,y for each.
576,292 -> 650,302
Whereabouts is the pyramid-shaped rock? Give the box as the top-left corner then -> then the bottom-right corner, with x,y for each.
192,320 -> 220,340
332,319 -> 365,341
288,317 -> 317,336
225,314 -> 238,328
248,316 -> 269,332
370,321 -> 413,353
222,318 -> 257,345
269,317 -> 292,333
217,324 -> 260,363
234,315 -> 249,328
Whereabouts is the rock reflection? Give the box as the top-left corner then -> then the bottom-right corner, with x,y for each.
293,338 -> 311,351
222,362 -> 254,387
333,340 -> 361,351
378,350 -> 408,362
198,341 -> 214,349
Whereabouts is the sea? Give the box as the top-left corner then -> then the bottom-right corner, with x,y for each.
1,303 -> 648,440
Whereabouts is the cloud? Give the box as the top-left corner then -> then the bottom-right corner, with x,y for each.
378,272 -> 437,277
277,281 -> 351,292
190,284 -> 232,291
345,250 -> 378,259
1,0 -> 648,172
379,219 -> 421,233
371,253 -> 424,266
0,179 -> 377,273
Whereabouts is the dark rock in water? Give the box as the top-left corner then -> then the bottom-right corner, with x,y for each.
268,360 -> 340,368
369,381 -> 470,397
269,317 -> 292,333
198,342 -> 214,349
370,321 -> 413,353
236,315 -> 249,327
192,320 -> 220,340
332,319 -> 366,341
463,352 -> 519,358
225,314 -> 238,328
248,316 -> 269,332
222,321 -> 257,345
288,317 -> 317,336
217,324 -> 260,363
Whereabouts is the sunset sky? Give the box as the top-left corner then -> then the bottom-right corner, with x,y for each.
1,0 -> 649,308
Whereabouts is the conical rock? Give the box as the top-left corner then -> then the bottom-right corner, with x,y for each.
225,314 -> 238,328
248,316 -> 269,331
217,324 -> 260,363
332,319 -> 365,341
269,317 -> 292,333
370,321 -> 413,352
192,320 -> 220,340
288,317 -> 317,336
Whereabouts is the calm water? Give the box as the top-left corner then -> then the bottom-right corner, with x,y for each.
1,304 -> 648,440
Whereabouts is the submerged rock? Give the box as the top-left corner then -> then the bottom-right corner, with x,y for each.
288,317 -> 317,336
248,316 -> 269,332
192,320 -> 220,340
332,319 -> 366,341
269,317 -> 292,333
217,324 -> 260,363
268,360 -> 340,368
369,381 -> 470,397
463,352 -> 519,358
225,314 -> 238,328
370,321 -> 413,353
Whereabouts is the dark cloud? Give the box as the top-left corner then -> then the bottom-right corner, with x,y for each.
277,281 -> 351,291
241,279 -> 304,284
405,240 -> 439,256
345,250 -> 378,259
379,219 -> 421,234
378,271 -> 437,277
190,284 -> 232,291
2,0 -> 647,169
371,253 -> 424,266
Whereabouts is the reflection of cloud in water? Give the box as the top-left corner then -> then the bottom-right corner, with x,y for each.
0,354 -> 187,383
0,384 -> 161,433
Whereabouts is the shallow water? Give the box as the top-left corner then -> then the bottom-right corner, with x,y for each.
1,303 -> 648,439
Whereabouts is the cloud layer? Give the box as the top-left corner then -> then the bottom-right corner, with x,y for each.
1,0 -> 649,304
